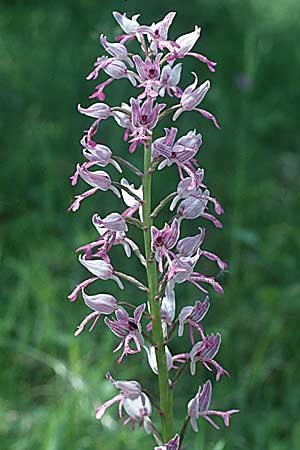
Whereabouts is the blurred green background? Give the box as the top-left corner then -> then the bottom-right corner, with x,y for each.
1,0 -> 299,449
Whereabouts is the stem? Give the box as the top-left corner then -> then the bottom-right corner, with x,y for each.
143,141 -> 173,441
159,104 -> 180,121
150,192 -> 176,219
113,156 -> 144,177
114,271 -> 149,292
179,416 -> 191,447
170,361 -> 188,388
112,181 -> 143,204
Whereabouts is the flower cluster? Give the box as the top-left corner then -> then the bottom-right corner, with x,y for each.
68,11 -> 238,449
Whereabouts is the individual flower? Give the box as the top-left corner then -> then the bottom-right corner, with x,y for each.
129,97 -> 166,152
113,12 -> 141,43
154,435 -> 180,450
68,165 -> 120,212
159,63 -> 183,98
177,191 -> 223,228
76,213 -> 131,261
133,53 -> 162,98
74,290 -> 119,336
173,73 -> 220,128
100,34 -> 133,66
166,251 -> 224,294
137,12 -> 177,54
178,296 -> 210,343
166,26 -> 217,72
105,304 -> 146,363
188,380 -> 239,431
153,128 -> 202,188
170,171 -> 224,216
176,229 -> 227,270
189,333 -> 230,380
151,218 -> 180,273
86,56 -> 137,86
96,372 -> 152,431
80,137 -> 122,172
67,255 -> 124,303
78,102 -> 111,119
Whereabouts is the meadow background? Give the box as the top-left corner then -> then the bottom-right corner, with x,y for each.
1,1 -> 300,449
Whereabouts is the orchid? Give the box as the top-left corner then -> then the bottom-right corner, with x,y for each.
188,380 -> 239,431
96,372 -> 152,431
68,10 -> 238,448
105,304 -> 146,364
189,333 -> 230,380
173,73 -> 220,128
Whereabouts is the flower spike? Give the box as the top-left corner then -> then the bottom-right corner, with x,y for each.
69,10 -> 238,448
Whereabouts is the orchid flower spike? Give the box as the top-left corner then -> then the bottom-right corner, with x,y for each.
70,10 -> 238,448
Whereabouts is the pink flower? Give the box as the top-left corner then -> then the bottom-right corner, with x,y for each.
133,53 -> 162,98
113,12 -> 141,41
168,26 -> 217,73
68,165 -> 120,211
135,12 -> 177,54
105,304 -> 146,363
177,229 -> 227,270
159,63 -> 182,97
78,254 -> 123,286
177,192 -> 223,228
96,372 -> 152,431
77,102 -> 111,119
189,333 -> 230,380
188,380 -> 239,431
80,137 -> 122,173
100,34 -> 133,66
178,296 -> 210,343
67,254 -> 124,303
74,291 -> 119,336
76,213 -> 131,261
170,172 -> 224,217
173,73 -> 220,128
166,252 -> 224,294
153,128 -> 202,188
151,218 -> 180,273
129,97 -> 166,152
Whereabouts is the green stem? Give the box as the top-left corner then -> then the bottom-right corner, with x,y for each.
143,141 -> 173,441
